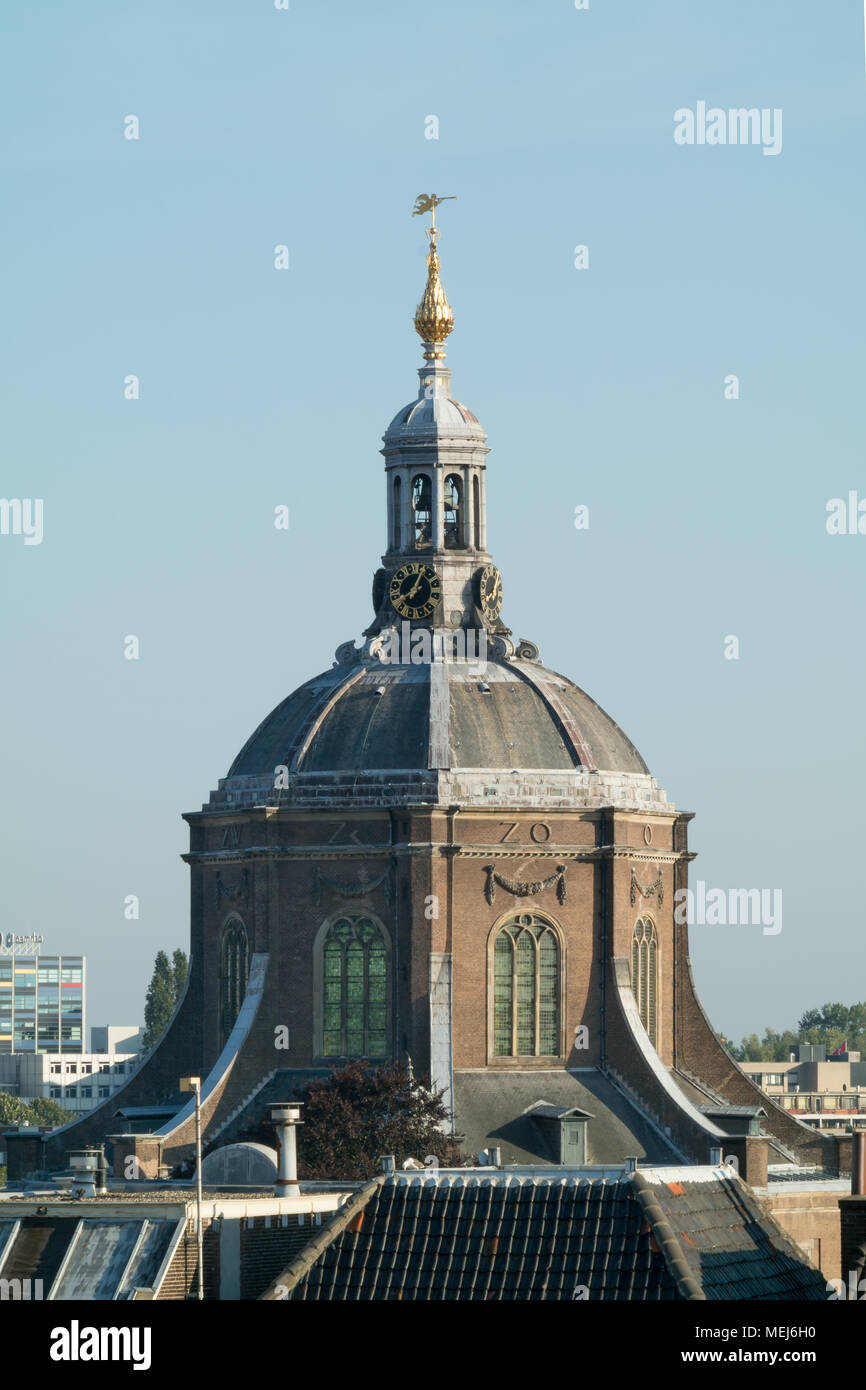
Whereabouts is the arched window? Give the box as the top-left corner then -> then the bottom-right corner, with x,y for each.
322,916 -> 388,1058
220,918 -> 248,1046
631,918 -> 658,1047
492,913 -> 561,1057
392,475 -> 401,550
444,474 -> 463,548
473,475 -> 480,548
412,474 -> 432,550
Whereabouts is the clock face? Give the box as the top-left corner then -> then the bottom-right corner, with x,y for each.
478,564 -> 503,621
389,562 -> 442,619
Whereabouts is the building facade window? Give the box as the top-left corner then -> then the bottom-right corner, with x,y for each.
631,917 -> 658,1047
491,913 -> 561,1058
220,917 -> 249,1047
320,915 -> 388,1059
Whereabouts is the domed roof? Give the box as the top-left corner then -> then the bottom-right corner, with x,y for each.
384,393 -> 483,438
226,658 -> 647,781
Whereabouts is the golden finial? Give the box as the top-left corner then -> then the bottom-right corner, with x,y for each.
412,194 -> 456,356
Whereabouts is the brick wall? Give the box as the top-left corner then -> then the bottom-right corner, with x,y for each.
839,1196 -> 866,1290
239,1216 -> 319,1299
765,1189 -> 845,1281
41,794 -> 846,1184
156,1219 -> 220,1301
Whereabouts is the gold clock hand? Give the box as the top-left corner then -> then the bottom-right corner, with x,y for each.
407,573 -> 424,599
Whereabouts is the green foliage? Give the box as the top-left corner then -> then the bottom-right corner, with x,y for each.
295,1062 -> 466,1180
728,1003 -> 866,1062
231,1062 -> 466,1180
0,1092 -> 31,1126
28,1095 -> 73,1126
172,949 -> 188,999
142,948 -> 189,1053
0,1092 -> 74,1128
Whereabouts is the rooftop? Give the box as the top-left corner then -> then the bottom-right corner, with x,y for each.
264,1166 -> 828,1302
204,659 -> 672,814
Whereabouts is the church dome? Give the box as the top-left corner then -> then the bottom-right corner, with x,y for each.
204,204 -> 672,817
213,656 -> 661,815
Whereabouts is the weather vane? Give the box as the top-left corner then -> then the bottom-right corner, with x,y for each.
412,195 -> 456,351
412,193 -> 457,232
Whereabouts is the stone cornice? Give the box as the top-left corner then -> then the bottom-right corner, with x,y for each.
454,845 -> 684,864
182,847 -> 393,866
183,842 -> 691,867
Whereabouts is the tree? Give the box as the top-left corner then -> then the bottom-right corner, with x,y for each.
0,1093 -> 31,1126
172,949 -> 188,1000
0,1093 -> 72,1128
732,1002 -> 866,1062
292,1062 -> 465,1180
28,1096 -> 73,1126
142,948 -> 189,1053
797,1002 -> 866,1056
229,1062 -> 466,1180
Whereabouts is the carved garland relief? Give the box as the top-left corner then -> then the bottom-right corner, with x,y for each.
484,863 -> 567,906
629,867 -> 663,907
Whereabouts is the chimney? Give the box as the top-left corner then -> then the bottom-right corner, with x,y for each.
68,1149 -> 102,1198
380,1154 -> 395,1175
852,1131 -> 866,1196
269,1103 -> 303,1199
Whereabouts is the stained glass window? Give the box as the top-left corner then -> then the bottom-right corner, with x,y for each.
492,914 -> 561,1057
221,918 -> 249,1046
631,918 -> 658,1047
322,916 -> 388,1058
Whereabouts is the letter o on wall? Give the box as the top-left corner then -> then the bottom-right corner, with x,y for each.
530,823 -> 551,844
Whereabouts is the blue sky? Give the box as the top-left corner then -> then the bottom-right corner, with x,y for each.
2,0 -> 864,1041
